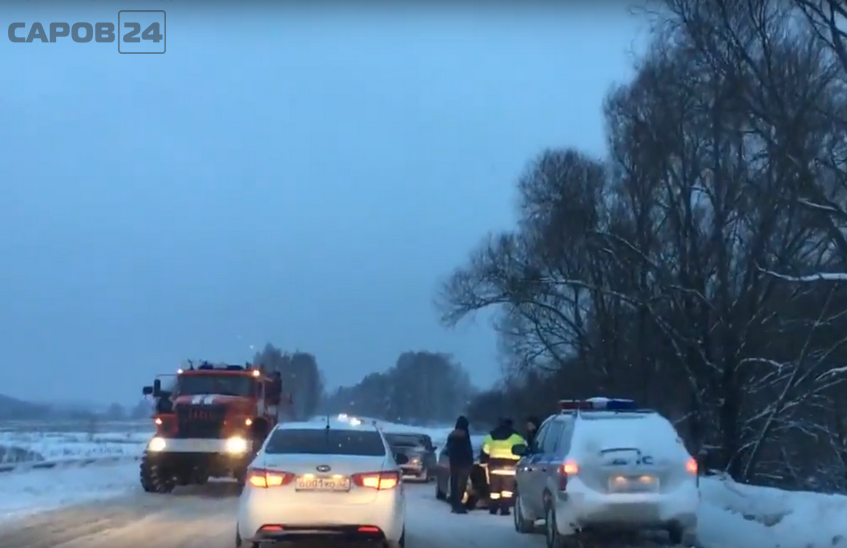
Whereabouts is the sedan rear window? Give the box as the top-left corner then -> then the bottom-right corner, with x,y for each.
265,428 -> 387,456
386,434 -> 425,447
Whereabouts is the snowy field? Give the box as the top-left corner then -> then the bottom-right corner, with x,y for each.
0,416 -> 440,467
0,420 -> 151,464
0,417 -> 845,547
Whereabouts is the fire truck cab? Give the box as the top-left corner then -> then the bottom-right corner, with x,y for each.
139,361 -> 285,494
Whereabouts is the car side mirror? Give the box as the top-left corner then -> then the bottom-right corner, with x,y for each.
511,444 -> 528,456
394,453 -> 409,465
152,379 -> 162,397
142,386 -> 153,396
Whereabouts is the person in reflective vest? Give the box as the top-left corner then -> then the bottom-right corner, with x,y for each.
479,418 -> 526,515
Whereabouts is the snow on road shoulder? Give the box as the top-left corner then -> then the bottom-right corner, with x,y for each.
699,475 -> 847,548
0,461 -> 140,524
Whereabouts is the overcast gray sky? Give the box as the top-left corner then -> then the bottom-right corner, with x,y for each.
0,2 -> 644,404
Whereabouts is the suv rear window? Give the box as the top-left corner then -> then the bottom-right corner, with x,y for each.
573,414 -> 686,458
265,428 -> 387,456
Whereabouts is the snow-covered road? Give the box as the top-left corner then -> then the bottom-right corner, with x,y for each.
0,479 -> 543,548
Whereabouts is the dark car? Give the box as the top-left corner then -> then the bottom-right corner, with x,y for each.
433,435 -> 490,510
384,432 -> 437,482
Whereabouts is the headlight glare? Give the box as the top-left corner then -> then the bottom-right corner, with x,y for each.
226,436 -> 249,453
147,437 -> 166,452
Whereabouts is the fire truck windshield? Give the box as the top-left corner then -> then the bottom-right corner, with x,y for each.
176,375 -> 254,397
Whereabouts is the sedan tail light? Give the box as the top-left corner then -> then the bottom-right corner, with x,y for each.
248,467 -> 294,488
352,470 -> 399,490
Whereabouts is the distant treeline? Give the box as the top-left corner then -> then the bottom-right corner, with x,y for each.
321,351 -> 476,426
2,345 -> 478,427
253,345 -> 477,425
0,394 -> 152,422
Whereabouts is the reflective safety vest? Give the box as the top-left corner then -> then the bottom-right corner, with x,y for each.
481,432 -> 526,461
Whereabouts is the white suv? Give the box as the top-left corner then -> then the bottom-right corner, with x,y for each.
236,418 -> 407,548
513,398 -> 699,547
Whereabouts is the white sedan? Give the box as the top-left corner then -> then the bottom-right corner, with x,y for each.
236,418 -> 408,548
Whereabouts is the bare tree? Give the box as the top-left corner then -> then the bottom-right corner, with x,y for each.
253,345 -> 325,420
796,0 -> 847,74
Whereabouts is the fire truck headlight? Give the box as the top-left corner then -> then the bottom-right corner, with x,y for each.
226,436 -> 249,453
147,437 -> 167,452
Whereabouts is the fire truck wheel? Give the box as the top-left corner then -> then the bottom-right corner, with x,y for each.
140,455 -> 176,494
234,469 -> 247,492
192,469 -> 209,485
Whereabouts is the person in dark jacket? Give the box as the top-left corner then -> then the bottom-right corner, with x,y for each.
525,416 -> 541,447
445,415 -> 474,513
480,418 -> 526,515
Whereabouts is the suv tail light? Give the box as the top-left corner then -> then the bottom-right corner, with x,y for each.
352,471 -> 399,490
685,458 -> 697,475
248,468 -> 294,488
558,459 -> 578,490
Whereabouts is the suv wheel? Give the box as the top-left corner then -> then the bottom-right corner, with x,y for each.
545,501 -> 576,548
513,492 -> 534,533
669,525 -> 698,547
545,503 -> 560,548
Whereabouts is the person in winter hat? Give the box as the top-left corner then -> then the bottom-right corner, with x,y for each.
445,415 -> 474,513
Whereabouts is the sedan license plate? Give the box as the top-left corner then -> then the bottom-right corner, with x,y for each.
295,475 -> 351,492
608,474 -> 659,493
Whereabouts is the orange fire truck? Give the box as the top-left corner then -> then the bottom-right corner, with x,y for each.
140,361 -> 288,493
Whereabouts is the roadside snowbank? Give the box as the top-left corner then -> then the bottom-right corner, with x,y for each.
698,475 -> 847,548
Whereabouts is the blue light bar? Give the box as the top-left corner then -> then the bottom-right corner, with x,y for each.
559,398 -> 639,412
602,398 -> 638,411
